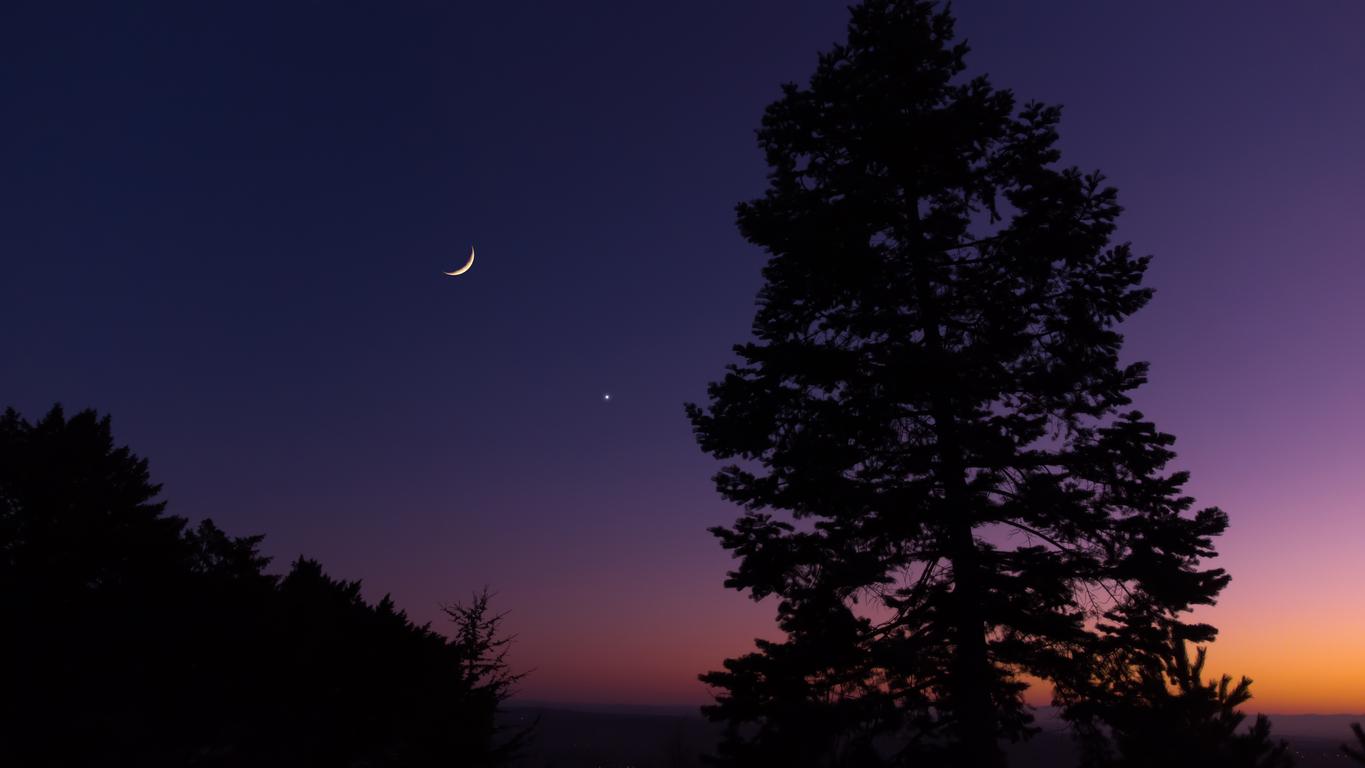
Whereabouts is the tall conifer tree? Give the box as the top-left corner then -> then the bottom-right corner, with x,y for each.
687,2 -> 1231,765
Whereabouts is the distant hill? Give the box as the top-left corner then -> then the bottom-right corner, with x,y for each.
1257,714 -> 1365,768
503,706 -> 1363,768
504,706 -> 717,768
501,706 -> 1076,767
1257,713 -> 1365,740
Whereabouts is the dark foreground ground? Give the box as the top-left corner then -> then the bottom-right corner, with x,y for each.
504,707 -> 1360,768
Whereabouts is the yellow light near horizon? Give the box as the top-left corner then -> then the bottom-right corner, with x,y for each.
1205,631 -> 1365,714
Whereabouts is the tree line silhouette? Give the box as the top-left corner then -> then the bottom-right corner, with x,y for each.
0,405 -> 528,766
2,2 -> 1359,767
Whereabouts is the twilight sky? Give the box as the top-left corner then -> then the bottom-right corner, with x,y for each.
3,1 -> 1364,713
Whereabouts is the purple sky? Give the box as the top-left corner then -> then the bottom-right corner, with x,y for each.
3,1 -> 1364,711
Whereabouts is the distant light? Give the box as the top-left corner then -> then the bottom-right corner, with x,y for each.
603,393 -> 612,402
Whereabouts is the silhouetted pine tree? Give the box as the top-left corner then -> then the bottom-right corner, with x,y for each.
445,589 -> 534,765
686,2 -> 1230,766
1345,723 -> 1365,764
0,404 -> 527,767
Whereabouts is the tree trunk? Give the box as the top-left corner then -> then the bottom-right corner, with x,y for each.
946,512 -> 1004,768
911,237 -> 1005,768
932,400 -> 1004,768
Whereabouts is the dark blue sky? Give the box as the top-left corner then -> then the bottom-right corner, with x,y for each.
4,1 -> 1364,709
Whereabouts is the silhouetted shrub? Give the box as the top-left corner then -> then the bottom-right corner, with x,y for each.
0,404 -> 527,767
1063,633 -> 1291,768
1345,723 -> 1365,764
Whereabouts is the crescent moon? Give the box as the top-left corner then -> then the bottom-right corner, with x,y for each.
443,246 -> 475,276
